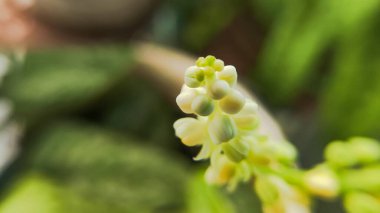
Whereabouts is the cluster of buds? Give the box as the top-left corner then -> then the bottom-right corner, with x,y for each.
174,56 -> 260,188
173,56 -> 380,213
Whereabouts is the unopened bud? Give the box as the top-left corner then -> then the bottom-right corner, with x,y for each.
217,65 -> 237,86
325,141 -> 357,167
174,118 -> 205,146
349,137 -> 380,164
176,90 -> 197,114
191,95 -> 214,116
185,66 -> 204,88
196,57 -> 207,67
208,114 -> 236,144
219,89 -> 245,114
213,59 -> 224,71
205,55 -> 216,66
232,100 -> 259,130
270,140 -> 298,164
222,138 -> 250,162
304,165 -> 339,199
344,192 -> 380,213
255,176 -> 280,205
209,80 -> 230,100
205,156 -> 236,185
341,165 -> 380,193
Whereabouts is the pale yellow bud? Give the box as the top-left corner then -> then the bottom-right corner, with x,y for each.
209,80 -> 230,100
213,59 -> 224,71
260,176 -> 311,213
208,114 -> 236,144
191,95 -> 214,116
196,57 -> 206,67
205,155 -> 236,185
217,65 -> 237,86
255,176 -> 280,205
173,117 -> 206,146
303,165 -> 339,199
232,100 -> 259,130
219,89 -> 246,114
185,66 -> 204,88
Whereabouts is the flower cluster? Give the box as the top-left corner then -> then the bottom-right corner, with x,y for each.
174,56 -> 380,213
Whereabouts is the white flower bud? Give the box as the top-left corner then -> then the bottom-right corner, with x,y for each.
217,65 -> 237,86
232,100 -> 259,130
176,91 -> 197,114
174,117 -> 206,147
191,95 -> 214,116
208,114 -> 236,144
208,80 -> 230,100
304,165 -> 339,199
219,89 -> 245,114
185,66 -> 204,88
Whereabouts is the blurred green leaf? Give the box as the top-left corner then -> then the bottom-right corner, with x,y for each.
1,46 -> 133,122
8,121 -> 190,213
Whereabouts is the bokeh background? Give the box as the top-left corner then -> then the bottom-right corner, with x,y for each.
0,0 -> 380,212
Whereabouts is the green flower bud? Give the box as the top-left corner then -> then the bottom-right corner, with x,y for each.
344,192 -> 380,213
219,89 -> 245,114
185,66 -> 204,88
265,140 -> 298,164
208,114 -> 236,144
222,138 -> 250,163
205,55 -> 216,66
222,143 -> 246,162
203,66 -> 215,77
176,90 -> 197,114
341,165 -> 380,193
209,80 -> 230,100
217,65 -> 237,86
191,95 -> 214,116
349,137 -> 380,164
196,57 -> 207,67
325,141 -> 357,167
232,100 -> 259,130
303,165 -> 339,199
213,59 -> 224,71
174,117 -> 205,146
255,176 -> 280,205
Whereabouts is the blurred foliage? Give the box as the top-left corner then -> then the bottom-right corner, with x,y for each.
250,0 -> 380,140
0,46 -> 133,123
1,121 -> 188,213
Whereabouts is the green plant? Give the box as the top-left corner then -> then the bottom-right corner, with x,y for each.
174,56 -> 380,213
